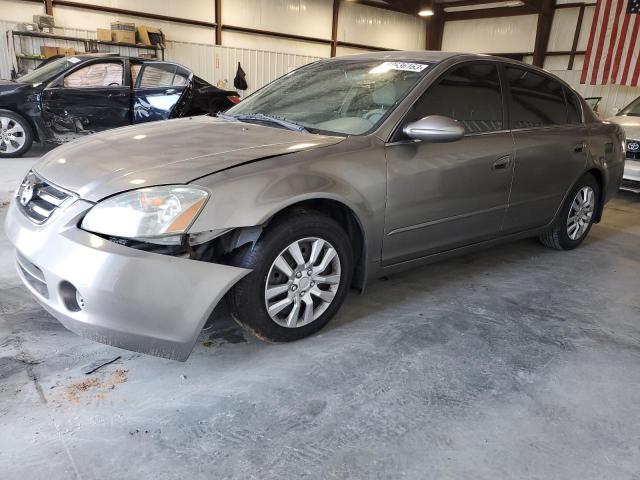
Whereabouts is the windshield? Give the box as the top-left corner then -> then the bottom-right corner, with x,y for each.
619,97 -> 640,117
226,59 -> 431,135
16,57 -> 77,84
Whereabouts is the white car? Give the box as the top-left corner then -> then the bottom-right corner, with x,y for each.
608,97 -> 640,192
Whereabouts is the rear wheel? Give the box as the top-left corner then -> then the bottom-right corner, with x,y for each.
0,110 -> 33,158
539,173 -> 599,250
228,210 -> 353,342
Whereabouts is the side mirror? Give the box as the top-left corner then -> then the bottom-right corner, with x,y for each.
403,115 -> 465,143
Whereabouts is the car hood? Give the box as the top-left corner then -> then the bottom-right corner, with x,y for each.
0,79 -> 24,94
607,115 -> 640,139
35,116 -> 344,201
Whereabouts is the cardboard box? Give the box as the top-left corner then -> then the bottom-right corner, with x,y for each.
57,47 -> 76,56
40,46 -> 59,58
110,21 -> 135,32
17,22 -> 38,32
136,25 -> 163,46
33,14 -> 55,28
111,29 -> 136,44
96,28 -> 111,42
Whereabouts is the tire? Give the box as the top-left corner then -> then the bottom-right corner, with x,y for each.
539,172 -> 600,250
0,110 -> 33,158
228,209 -> 354,342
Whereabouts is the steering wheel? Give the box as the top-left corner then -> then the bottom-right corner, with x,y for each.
107,82 -> 121,86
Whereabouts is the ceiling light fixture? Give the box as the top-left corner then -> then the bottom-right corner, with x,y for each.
418,9 -> 434,16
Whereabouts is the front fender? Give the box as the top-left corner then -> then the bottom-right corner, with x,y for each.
187,136 -> 387,272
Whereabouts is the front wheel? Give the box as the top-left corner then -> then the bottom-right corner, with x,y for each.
539,173 -> 600,250
228,210 -> 354,342
0,110 -> 33,158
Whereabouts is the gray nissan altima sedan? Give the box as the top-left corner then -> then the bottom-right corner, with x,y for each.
5,52 -> 626,360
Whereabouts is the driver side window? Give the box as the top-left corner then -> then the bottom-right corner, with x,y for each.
406,63 -> 503,134
63,62 -> 124,88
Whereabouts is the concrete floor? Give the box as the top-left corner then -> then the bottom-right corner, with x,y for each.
1,178 -> 640,478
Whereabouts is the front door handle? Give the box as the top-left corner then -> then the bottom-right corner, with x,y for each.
493,156 -> 511,171
165,88 -> 176,94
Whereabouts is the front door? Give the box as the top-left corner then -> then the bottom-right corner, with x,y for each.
41,59 -> 130,135
501,67 -> 589,233
132,62 -> 191,123
383,62 -> 514,265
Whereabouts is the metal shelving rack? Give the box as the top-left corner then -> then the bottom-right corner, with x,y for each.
9,29 -> 164,78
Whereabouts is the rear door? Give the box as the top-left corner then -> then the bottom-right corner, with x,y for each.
41,58 -> 130,134
501,66 -> 589,233
383,61 -> 515,265
132,62 -> 191,123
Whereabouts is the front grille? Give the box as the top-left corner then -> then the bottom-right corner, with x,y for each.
626,139 -> 640,160
16,252 -> 49,298
16,171 -> 74,224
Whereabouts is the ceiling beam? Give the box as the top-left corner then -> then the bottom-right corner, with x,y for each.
445,5 -> 538,21
568,4 -> 586,70
532,0 -> 554,67
330,0 -> 340,57
425,4 -> 444,50
347,0 -> 418,16
214,0 -> 222,45
520,0 -> 543,12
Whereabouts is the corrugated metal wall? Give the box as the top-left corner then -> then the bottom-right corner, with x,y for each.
163,41 -> 322,96
0,20 -> 321,97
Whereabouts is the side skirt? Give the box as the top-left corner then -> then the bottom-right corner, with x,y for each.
376,224 -> 550,278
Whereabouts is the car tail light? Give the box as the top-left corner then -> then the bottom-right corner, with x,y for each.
227,95 -> 241,104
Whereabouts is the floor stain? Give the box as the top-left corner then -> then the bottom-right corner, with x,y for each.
61,368 -> 128,403
203,325 -> 247,347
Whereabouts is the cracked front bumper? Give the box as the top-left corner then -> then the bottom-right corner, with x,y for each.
4,198 -> 250,361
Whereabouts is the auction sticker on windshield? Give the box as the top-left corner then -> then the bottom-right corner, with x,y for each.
370,62 -> 429,74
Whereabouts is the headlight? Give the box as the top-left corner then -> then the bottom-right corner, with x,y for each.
81,186 -> 209,240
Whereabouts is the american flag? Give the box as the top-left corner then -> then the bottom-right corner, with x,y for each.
581,0 -> 640,86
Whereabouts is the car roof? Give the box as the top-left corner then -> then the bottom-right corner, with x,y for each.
328,51 -> 463,63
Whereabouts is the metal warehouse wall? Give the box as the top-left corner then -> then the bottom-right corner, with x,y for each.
163,41 -> 322,97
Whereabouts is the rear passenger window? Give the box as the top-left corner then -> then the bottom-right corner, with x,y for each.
506,67 -> 567,128
138,63 -> 177,88
406,63 -> 503,134
566,89 -> 582,124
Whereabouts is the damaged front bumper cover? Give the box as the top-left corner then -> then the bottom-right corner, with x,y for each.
5,199 -> 250,361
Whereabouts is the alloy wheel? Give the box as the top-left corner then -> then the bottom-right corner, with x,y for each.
566,186 -> 595,240
0,116 -> 26,154
264,237 -> 342,328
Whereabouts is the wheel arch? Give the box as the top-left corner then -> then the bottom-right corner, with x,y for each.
585,167 -> 605,222
200,195 -> 370,292
266,198 -> 368,291
0,107 -> 40,143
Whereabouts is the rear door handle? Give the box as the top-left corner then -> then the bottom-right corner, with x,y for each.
165,88 -> 176,94
492,156 -> 511,171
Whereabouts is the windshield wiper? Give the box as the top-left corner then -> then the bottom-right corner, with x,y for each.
218,113 -> 308,132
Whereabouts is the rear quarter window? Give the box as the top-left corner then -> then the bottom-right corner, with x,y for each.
506,67 -> 567,129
